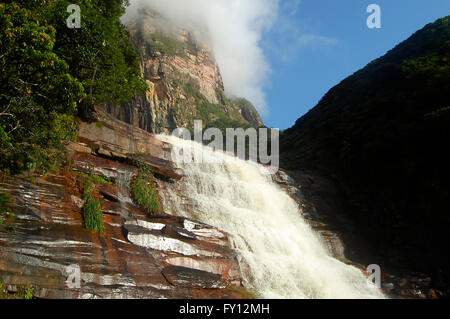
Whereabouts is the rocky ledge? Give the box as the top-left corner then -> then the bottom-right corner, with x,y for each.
0,111 -> 246,299
273,168 -> 443,299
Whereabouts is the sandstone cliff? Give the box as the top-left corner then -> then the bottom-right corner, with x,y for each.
104,10 -> 263,134
0,110 -> 247,299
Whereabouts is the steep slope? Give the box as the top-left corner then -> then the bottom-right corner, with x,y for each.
0,110 -> 247,299
280,16 -> 450,292
104,10 -> 263,133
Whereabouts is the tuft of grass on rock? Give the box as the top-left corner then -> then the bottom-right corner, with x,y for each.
131,175 -> 162,215
77,171 -> 113,187
82,193 -> 105,234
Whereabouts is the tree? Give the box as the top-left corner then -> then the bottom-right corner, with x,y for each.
0,1 -> 147,173
0,3 -> 84,173
47,0 -> 147,114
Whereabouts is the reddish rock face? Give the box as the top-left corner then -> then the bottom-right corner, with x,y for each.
103,11 -> 263,135
162,266 -> 227,289
0,113 -> 245,299
75,109 -> 181,181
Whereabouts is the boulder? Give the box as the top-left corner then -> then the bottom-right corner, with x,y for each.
162,266 -> 227,289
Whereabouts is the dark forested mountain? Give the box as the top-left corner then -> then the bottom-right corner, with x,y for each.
281,16 -> 450,290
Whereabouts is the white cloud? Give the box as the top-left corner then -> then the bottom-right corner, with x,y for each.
123,0 -> 279,115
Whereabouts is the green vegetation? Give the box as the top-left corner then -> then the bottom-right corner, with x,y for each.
131,175 -> 161,215
425,106 -> 450,118
77,172 -> 108,234
130,163 -> 161,215
0,193 -> 15,232
0,193 -> 11,215
230,97 -> 263,128
135,161 -> 155,177
77,171 -> 113,187
0,280 -> 34,299
280,16 -> 450,281
24,286 -> 33,299
178,81 -> 252,132
0,3 -> 82,174
47,0 -> 147,106
170,78 -> 269,161
0,1 -> 147,174
82,193 -> 105,234
144,32 -> 198,58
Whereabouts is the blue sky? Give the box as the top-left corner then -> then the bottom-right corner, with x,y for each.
262,0 -> 450,129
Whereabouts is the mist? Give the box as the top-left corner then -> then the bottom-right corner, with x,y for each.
123,0 -> 279,115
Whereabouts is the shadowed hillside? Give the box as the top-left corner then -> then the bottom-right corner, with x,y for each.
281,16 -> 450,293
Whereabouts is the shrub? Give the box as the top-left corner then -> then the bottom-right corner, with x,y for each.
82,193 -> 105,234
24,286 -> 33,300
131,176 -> 162,215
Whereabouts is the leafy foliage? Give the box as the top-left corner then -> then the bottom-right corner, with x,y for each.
44,0 -> 147,106
23,286 -> 33,299
0,3 -> 83,173
280,16 -> 450,279
0,1 -> 147,173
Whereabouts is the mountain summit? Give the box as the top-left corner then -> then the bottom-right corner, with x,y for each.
104,10 -> 263,133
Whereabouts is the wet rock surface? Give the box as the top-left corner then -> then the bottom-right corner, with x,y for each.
0,113 -> 245,299
275,168 -> 447,299
162,266 -> 226,289
1,109 -> 438,299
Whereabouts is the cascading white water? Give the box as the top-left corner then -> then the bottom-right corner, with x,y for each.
157,134 -> 385,299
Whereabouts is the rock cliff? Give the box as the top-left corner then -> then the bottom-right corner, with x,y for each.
104,10 -> 263,134
0,110 -> 246,299
0,9 -> 265,300
0,108 -> 437,299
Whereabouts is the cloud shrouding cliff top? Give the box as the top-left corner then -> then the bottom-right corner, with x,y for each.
123,0 -> 278,115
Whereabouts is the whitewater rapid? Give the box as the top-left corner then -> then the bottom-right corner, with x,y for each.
156,134 -> 385,299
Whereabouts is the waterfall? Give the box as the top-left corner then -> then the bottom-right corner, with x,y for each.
156,134 -> 385,299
